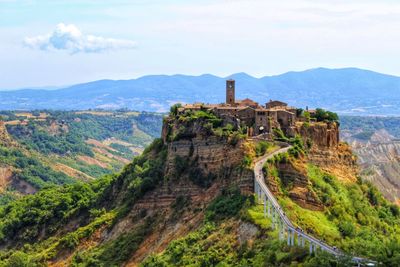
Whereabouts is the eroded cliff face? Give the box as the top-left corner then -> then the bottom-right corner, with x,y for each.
342,129 -> 400,204
308,143 -> 358,183
296,121 -> 358,182
0,121 -> 13,147
265,159 -> 323,211
116,117 -> 254,265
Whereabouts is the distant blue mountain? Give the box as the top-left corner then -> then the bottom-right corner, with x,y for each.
1,67 -> 400,115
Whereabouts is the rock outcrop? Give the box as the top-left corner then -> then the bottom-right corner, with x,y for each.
264,121 -> 357,209
296,121 -> 339,149
265,159 -> 323,211
296,121 -> 358,183
308,143 -> 358,183
0,121 -> 13,146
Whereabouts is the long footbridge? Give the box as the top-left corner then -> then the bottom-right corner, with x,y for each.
253,145 -> 374,267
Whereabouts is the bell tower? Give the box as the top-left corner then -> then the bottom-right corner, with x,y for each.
226,79 -> 235,105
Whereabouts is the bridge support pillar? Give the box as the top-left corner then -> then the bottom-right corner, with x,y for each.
278,222 -> 282,240
263,194 -> 266,218
256,184 -> 260,203
309,243 -> 313,254
271,208 -> 275,230
291,231 -> 295,246
256,186 -> 259,202
279,222 -> 285,240
287,229 -> 291,246
255,183 -> 258,202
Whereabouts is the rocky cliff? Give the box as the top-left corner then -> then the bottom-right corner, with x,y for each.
112,116 -> 255,265
295,121 -> 358,182
264,121 -> 358,211
295,121 -> 339,149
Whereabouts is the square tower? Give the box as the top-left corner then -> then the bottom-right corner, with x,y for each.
226,79 -> 235,105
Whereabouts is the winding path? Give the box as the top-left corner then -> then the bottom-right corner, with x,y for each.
253,145 -> 374,266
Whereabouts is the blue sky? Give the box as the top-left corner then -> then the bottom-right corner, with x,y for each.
1,0 -> 400,89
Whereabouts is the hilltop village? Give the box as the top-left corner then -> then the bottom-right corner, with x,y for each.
179,79 -> 316,138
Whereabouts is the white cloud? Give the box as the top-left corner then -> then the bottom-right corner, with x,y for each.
23,23 -> 137,54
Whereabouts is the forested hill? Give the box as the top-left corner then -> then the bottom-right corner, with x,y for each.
0,110 -> 163,205
1,68 -> 400,115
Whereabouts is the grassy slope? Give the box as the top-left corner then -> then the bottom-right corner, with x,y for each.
266,155 -> 400,264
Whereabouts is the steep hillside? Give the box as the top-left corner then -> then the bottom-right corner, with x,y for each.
0,109 -> 398,266
2,68 -> 400,115
0,110 -> 163,204
341,116 -> 400,205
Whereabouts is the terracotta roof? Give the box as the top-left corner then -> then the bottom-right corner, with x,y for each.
213,106 -> 247,110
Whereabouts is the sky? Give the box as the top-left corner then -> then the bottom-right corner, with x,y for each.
1,0 -> 400,89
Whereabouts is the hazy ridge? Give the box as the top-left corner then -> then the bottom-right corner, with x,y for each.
2,68 -> 400,115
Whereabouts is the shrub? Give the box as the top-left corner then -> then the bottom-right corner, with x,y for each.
241,155 -> 252,168
205,188 -> 247,221
4,251 -> 39,267
312,108 -> 339,122
189,168 -> 216,188
71,217 -> 154,266
170,103 -> 182,116
273,128 -> 289,142
338,221 -> 355,238
255,141 -> 272,157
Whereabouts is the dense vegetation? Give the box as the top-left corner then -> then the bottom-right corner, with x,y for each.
311,108 -> 339,123
0,138 -> 167,266
7,122 -> 93,156
0,110 -> 163,203
3,110 -> 163,156
142,188 -> 351,267
0,145 -> 73,189
297,108 -> 339,123
0,181 -> 108,244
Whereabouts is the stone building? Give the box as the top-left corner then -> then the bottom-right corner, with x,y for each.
226,79 -> 235,105
181,79 -> 300,137
266,100 -> 288,109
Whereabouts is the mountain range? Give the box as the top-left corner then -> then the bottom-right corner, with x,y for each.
1,67 -> 400,115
